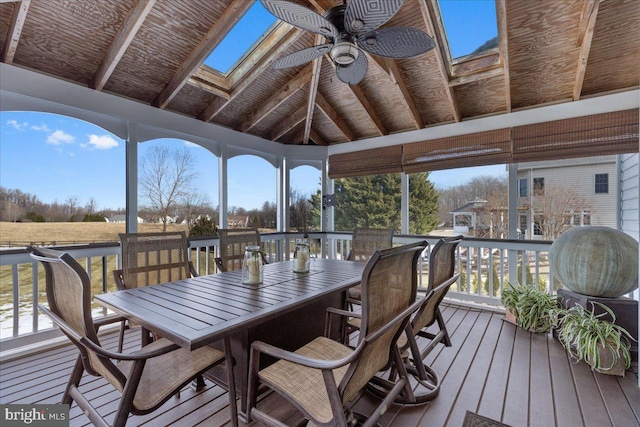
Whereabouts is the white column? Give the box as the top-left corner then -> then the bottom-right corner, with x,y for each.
401,173 -> 409,234
218,149 -> 228,231
508,163 -> 519,285
277,156 -> 290,232
125,122 -> 138,233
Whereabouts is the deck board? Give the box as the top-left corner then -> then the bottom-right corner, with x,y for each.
1,303 -> 638,427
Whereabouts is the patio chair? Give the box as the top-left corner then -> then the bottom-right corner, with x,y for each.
215,227 -> 268,272
246,241 -> 428,427
345,227 -> 394,303
29,246 -> 238,427
374,235 -> 462,404
113,231 -> 197,352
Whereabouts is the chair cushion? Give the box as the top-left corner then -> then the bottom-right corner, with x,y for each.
118,338 -> 226,412
258,336 -> 353,424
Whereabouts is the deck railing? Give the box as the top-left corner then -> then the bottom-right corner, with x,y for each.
0,232 -> 554,351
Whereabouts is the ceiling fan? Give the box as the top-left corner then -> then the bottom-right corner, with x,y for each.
261,0 -> 436,85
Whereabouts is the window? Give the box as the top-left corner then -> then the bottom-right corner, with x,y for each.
595,173 -> 608,194
533,177 -> 544,196
519,215 -> 528,238
438,0 -> 498,60
518,179 -> 527,197
533,214 -> 543,236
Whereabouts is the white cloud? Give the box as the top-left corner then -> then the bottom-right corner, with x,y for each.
31,123 -> 52,132
47,130 -> 75,145
85,134 -> 119,150
6,120 -> 28,130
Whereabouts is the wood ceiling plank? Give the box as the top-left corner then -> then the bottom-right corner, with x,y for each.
419,0 -> 461,122
2,0 -> 29,64
198,25 -> 303,122
315,91 -> 355,141
89,0 -> 156,91
449,67 -> 504,87
303,35 -> 324,144
239,63 -> 313,133
496,0 -> 511,112
187,76 -> 231,99
152,0 -> 252,109
573,0 -> 599,101
271,104 -> 307,141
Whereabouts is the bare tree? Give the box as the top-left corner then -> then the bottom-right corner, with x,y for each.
140,146 -> 198,232
289,189 -> 312,232
85,197 -> 98,214
179,190 -> 210,226
528,184 -> 592,240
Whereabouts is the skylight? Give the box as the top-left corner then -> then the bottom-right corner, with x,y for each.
438,0 -> 498,60
203,1 -> 277,74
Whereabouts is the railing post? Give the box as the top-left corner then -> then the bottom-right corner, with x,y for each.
508,163 -> 519,286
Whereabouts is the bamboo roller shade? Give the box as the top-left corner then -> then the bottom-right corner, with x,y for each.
328,109 -> 638,178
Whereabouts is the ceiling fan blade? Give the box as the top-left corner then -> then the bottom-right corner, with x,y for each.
261,0 -> 338,39
336,50 -> 368,85
357,27 -> 436,59
344,0 -> 405,34
273,44 -> 333,69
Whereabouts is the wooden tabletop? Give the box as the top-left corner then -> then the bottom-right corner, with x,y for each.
95,259 -> 365,350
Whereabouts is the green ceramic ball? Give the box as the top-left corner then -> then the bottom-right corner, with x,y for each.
550,226 -> 638,298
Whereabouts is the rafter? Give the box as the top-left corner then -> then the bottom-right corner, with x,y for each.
89,0 -> 155,91
239,63 -> 313,133
315,91 -> 355,141
198,25 -> 302,122
303,35 -> 324,144
368,54 -> 424,129
325,59 -> 387,135
270,105 -> 307,141
573,0 -> 599,101
2,0 -> 30,64
418,0 -> 461,122
496,0 -> 511,112
152,0 -> 252,109
309,128 -> 328,146
449,67 -> 504,87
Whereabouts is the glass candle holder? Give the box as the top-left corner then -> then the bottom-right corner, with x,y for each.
293,242 -> 310,273
242,245 -> 264,285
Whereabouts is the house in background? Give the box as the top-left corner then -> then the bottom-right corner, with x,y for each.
227,215 -> 249,228
108,215 -> 144,224
517,155 -> 617,239
450,198 -> 508,239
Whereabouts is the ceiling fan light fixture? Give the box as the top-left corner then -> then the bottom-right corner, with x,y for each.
330,40 -> 359,65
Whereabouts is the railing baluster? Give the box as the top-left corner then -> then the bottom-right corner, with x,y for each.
12,264 -> 19,337
32,262 -> 38,332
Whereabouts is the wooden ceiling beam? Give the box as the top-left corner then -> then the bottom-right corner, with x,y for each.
89,0 -> 155,91
309,128 -> 328,146
496,0 -> 511,112
270,105 -> 307,141
2,0 -> 30,64
449,67 -> 504,87
187,76 -> 231,99
239,63 -> 313,133
198,25 -> 303,122
303,35 -> 324,144
418,0 -> 461,122
315,91 -> 355,141
573,0 -> 599,101
152,0 -> 252,109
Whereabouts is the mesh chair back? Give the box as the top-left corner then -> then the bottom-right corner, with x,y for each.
348,227 -> 394,262
29,247 -> 126,388
341,241 -> 427,402
411,236 -> 461,334
217,227 -> 261,272
119,232 -> 192,288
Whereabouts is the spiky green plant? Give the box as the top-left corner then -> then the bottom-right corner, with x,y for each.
555,302 -> 634,373
501,282 -> 557,333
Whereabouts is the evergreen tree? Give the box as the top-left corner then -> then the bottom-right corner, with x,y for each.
484,259 -> 501,297
409,172 -> 440,234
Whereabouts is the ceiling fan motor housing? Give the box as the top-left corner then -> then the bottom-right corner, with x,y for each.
324,5 -> 359,65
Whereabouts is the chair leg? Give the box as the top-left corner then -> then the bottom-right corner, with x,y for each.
436,309 -> 452,347
118,320 -> 126,353
62,356 -> 85,405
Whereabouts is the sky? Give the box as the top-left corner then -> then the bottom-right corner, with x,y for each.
0,0 -> 503,212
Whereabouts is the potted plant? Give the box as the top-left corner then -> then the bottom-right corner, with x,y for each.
555,302 -> 634,376
501,282 -> 557,333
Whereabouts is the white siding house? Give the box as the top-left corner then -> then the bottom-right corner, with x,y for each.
517,155 -> 618,239
621,153 -> 639,241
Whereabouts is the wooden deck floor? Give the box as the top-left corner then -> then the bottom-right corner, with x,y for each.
1,303 -> 639,427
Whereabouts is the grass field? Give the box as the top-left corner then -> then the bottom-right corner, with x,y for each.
0,221 -> 191,246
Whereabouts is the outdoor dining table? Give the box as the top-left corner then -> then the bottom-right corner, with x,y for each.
94,258 -> 365,418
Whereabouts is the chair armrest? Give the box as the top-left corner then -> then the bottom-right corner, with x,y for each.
113,269 -> 125,291
93,313 -> 128,329
188,261 -> 198,278
326,307 -> 361,319
251,340 -> 356,370
214,257 -> 227,272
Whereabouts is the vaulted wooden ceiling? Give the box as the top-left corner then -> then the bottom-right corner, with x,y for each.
1,0 -> 638,147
